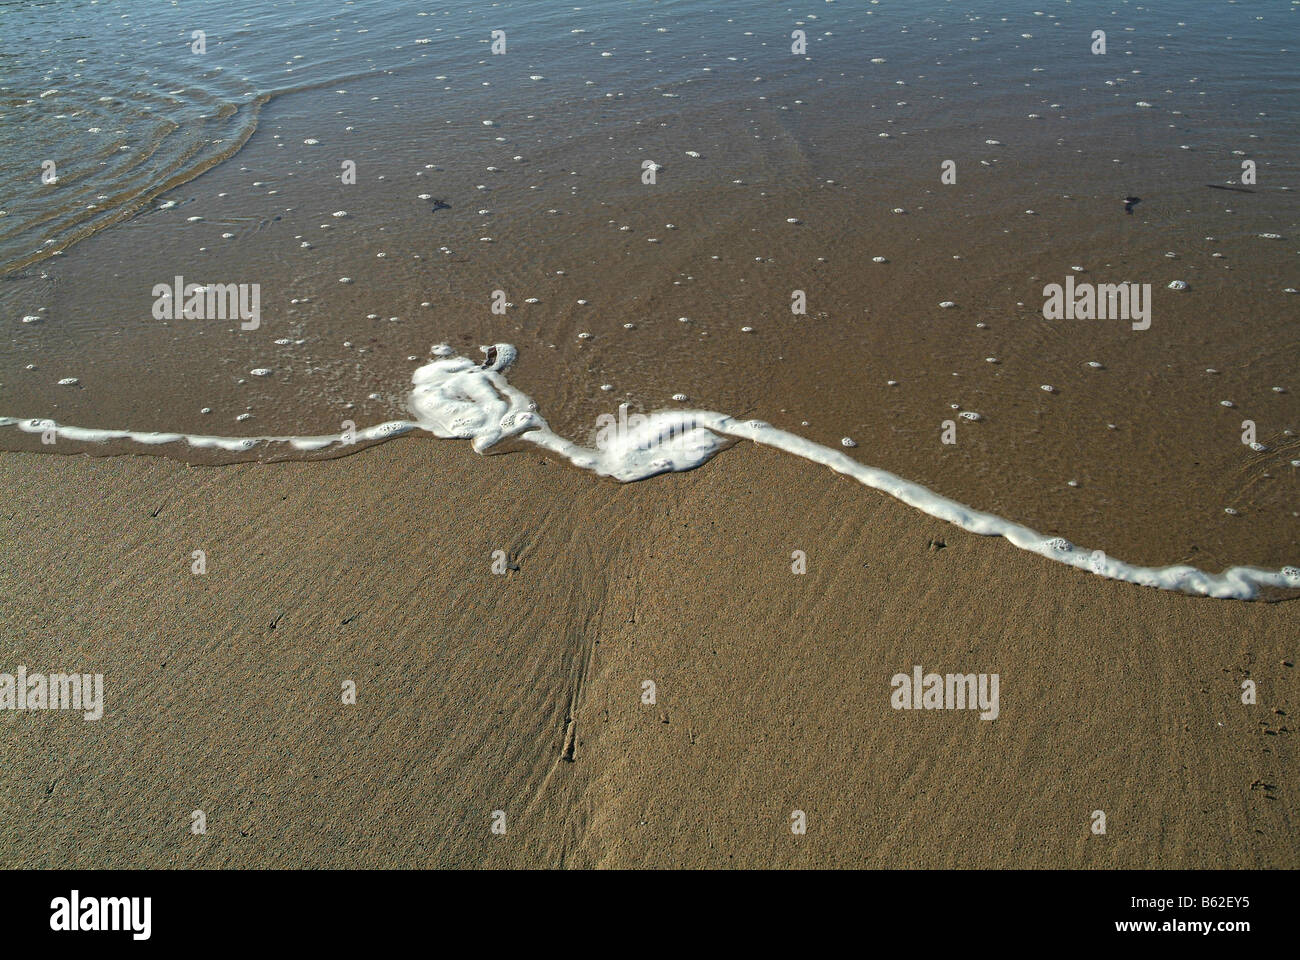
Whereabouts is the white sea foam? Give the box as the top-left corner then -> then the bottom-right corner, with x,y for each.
3,344 -> 1296,600
0,416 -> 413,452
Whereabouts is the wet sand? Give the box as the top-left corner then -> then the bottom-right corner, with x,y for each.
0,439 -> 1294,868
2,0 -> 1298,870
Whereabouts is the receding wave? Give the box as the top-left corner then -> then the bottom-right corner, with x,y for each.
0,0 -> 495,274
0,85 -> 270,276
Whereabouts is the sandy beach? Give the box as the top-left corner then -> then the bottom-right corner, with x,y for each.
1,0 -> 1297,875
1,435 -> 1293,868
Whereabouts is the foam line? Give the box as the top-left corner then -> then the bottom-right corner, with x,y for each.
4,343 -> 1297,600
0,416 -> 415,451
406,345 -> 1299,600
719,419 -> 1298,600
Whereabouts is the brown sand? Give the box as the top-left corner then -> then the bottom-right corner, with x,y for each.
0,436 -> 1294,869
